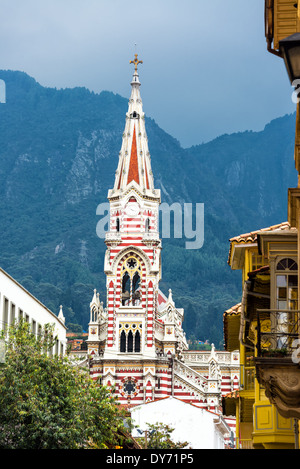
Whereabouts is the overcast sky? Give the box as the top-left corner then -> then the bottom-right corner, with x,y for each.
0,0 -> 296,147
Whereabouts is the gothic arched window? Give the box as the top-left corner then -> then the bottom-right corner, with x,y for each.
120,330 -> 126,353
121,256 -> 142,306
132,272 -> 141,306
134,330 -> 141,353
128,330 -> 134,352
122,272 -> 131,305
119,322 -> 142,353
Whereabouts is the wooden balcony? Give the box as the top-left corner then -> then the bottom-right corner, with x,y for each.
255,309 -> 300,419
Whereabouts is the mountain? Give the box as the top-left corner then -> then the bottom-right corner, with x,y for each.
0,70 -> 297,347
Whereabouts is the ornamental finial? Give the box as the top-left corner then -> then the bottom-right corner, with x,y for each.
130,53 -> 143,72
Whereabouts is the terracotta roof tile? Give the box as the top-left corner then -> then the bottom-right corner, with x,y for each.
229,221 -> 291,245
127,125 -> 139,185
223,303 -> 241,317
223,389 -> 240,399
228,222 -> 295,264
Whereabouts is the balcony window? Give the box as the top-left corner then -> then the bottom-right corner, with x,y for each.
277,258 -> 297,271
275,258 -> 298,349
276,258 -> 298,311
277,274 -> 298,311
257,258 -> 299,355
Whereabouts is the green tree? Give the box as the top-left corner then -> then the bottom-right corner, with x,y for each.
141,422 -> 189,449
0,320 -> 125,449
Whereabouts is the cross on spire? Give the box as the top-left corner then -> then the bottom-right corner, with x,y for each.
130,54 -> 143,72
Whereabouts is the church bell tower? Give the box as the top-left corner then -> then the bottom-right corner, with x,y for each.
87,55 -> 189,404
85,56 -> 239,422
104,54 -> 162,359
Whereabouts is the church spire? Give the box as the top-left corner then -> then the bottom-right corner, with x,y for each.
112,55 -> 155,195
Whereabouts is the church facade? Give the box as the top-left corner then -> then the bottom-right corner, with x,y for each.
87,56 -> 239,415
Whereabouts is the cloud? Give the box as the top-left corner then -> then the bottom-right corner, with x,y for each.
0,0 -> 295,146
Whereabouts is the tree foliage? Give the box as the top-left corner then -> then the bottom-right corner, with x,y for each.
140,422 -> 189,449
0,320 -> 125,449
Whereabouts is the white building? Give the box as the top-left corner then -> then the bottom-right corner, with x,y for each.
130,396 -> 232,449
0,267 -> 67,356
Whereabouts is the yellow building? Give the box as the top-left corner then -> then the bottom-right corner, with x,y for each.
224,222 -> 296,449
222,1 -> 300,449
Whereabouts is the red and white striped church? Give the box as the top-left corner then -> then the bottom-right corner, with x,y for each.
87,56 -> 239,417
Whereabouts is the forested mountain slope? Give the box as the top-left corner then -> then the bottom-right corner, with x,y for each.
0,70 -> 297,347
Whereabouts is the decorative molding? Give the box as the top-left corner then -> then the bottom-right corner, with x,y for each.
256,359 -> 300,419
